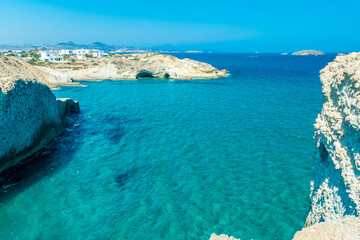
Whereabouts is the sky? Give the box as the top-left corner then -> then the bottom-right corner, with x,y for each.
0,0 -> 359,52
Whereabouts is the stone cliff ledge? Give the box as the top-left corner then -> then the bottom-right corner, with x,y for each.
0,78 -> 79,172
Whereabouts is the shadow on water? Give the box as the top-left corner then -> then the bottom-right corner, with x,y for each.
0,114 -> 86,204
0,112 -> 143,203
90,114 -> 142,144
115,167 -> 138,188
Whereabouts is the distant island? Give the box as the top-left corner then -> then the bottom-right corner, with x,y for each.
291,50 -> 325,56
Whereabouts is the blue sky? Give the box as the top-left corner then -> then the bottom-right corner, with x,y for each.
0,0 -> 359,52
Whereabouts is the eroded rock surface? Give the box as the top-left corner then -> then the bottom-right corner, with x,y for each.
306,52 -> 360,225
209,233 -> 240,240
0,56 -> 78,88
0,78 -> 79,172
293,216 -> 360,240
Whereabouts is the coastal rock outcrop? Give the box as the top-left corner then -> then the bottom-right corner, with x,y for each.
0,56 -> 79,88
291,53 -> 360,238
306,52 -> 360,225
293,216 -> 360,240
209,234 -> 240,240
292,50 -> 325,56
0,78 -> 79,172
39,53 -> 228,81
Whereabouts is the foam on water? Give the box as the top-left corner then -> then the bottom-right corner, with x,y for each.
0,54 -> 336,239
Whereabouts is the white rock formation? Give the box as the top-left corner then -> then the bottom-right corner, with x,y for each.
292,50 -> 325,56
0,56 -> 79,88
209,233 -> 240,240
0,78 -> 79,172
293,216 -> 360,240
306,52 -> 360,225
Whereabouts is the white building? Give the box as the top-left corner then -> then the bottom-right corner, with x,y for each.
38,49 -> 104,62
59,49 -> 76,58
73,49 -> 104,59
39,50 -> 64,62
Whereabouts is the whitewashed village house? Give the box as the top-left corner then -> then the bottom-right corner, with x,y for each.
39,49 -> 104,62
40,50 -> 64,62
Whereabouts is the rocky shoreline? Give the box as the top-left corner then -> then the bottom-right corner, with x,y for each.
0,78 -> 79,173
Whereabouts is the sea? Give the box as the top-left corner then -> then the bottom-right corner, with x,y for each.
0,53 -> 338,240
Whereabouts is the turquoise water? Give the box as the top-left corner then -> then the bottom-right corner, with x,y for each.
0,54 -> 337,240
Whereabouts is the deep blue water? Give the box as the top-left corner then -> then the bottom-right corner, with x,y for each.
0,53 -> 337,240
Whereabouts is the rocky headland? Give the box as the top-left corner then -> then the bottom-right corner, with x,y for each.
0,66 -> 79,173
292,50 -> 326,56
35,52 -> 228,82
0,56 -> 80,88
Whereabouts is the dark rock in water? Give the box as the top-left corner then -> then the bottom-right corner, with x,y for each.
115,168 -> 136,187
97,114 -> 141,143
106,126 -> 126,143
57,98 -> 80,116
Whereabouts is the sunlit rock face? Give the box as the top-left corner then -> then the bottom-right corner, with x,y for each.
0,78 -> 79,172
293,216 -> 360,240
306,52 -> 360,225
0,56 -> 76,88
209,233 -> 240,240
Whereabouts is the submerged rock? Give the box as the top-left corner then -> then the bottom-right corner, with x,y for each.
291,50 -> 325,56
0,78 -> 79,172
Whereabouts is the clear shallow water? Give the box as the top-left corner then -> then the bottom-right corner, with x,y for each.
0,54 -> 337,240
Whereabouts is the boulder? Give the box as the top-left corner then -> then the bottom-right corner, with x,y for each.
0,78 -> 79,172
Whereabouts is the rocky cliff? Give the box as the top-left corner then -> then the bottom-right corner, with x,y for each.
39,53 -> 228,81
290,52 -> 360,238
305,52 -> 360,225
293,216 -> 360,239
0,56 -> 79,88
0,78 -> 79,172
